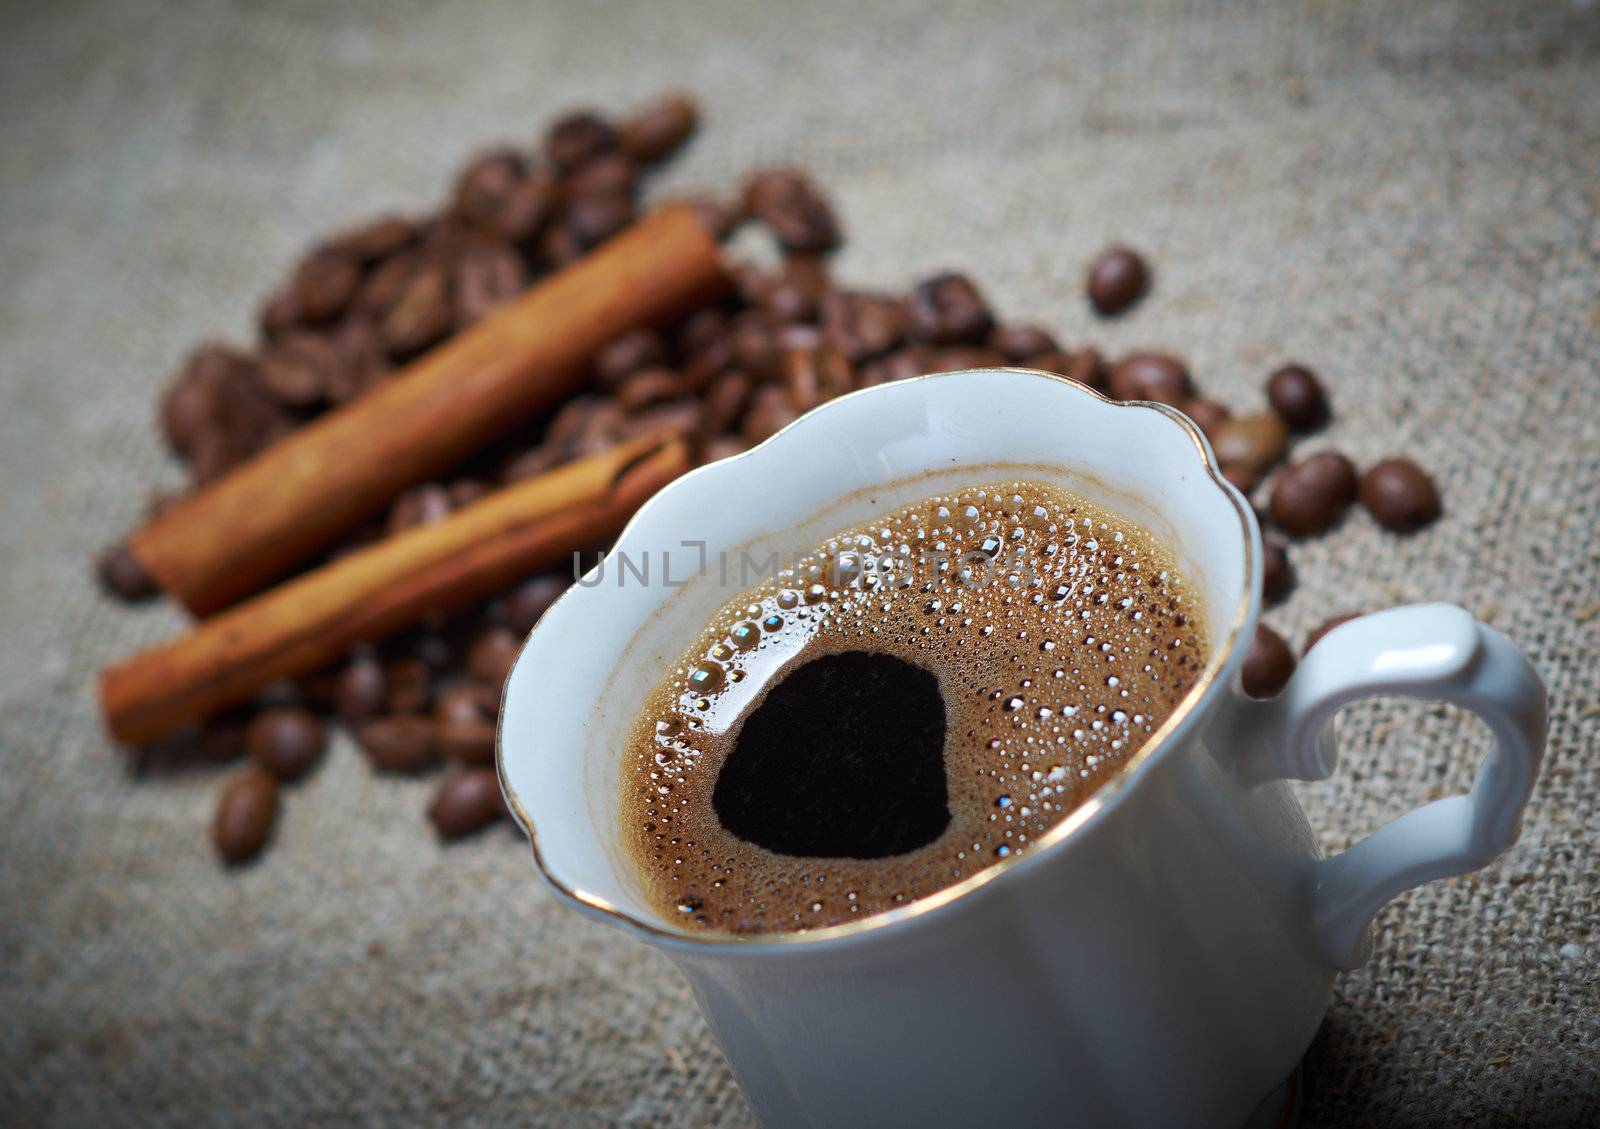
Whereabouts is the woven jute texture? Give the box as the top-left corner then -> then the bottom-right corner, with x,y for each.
2,1 -> 1596,1125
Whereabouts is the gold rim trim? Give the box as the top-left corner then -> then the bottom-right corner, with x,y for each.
496,367 -> 1259,952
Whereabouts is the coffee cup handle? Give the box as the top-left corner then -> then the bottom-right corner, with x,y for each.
1232,603 -> 1547,968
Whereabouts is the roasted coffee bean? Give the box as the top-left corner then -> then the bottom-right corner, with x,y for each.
492,169 -> 559,245
546,395 -> 616,449
743,168 -> 841,253
336,655 -> 388,723
161,343 -> 246,456
619,93 -> 698,162
1211,411 -> 1290,476
380,265 -> 453,358
423,214 -> 477,261
189,429 -> 238,486
1221,464 -> 1260,495
618,400 -> 704,442
1067,348 -> 1109,392
681,333 -> 736,392
356,715 -> 439,774
545,111 -> 617,171
906,273 -> 993,345
160,362 -> 214,456
357,249 -> 423,319
1108,352 -> 1190,405
1241,624 -> 1296,698
700,435 -> 749,463
1305,613 -> 1361,653
505,575 -> 569,635
214,766 -> 279,865
385,657 -> 434,715
1266,364 -> 1329,432
1183,398 -> 1230,440
1086,246 -> 1149,316
208,358 -> 295,465
208,357 -> 277,443
436,718 -> 496,765
566,191 -> 635,250
989,325 -> 1058,363
259,286 -> 300,341
260,332 -> 339,407
435,682 -> 498,728
386,483 -> 452,537
697,369 -> 752,434
616,367 -> 685,412
290,249 -> 361,324
247,706 -> 326,783
1360,458 -> 1441,532
454,242 -> 527,326
1262,537 -> 1294,605
566,399 -> 628,456
97,543 -> 156,601
453,150 -> 526,231
594,329 -> 666,390
428,767 -> 508,840
823,291 -> 905,362
469,625 -> 521,686
567,151 -> 639,200
742,385 -> 799,443
330,215 -> 419,263
1269,451 -> 1359,536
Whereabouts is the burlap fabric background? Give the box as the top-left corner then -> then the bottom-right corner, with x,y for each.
2,1 -> 1596,1125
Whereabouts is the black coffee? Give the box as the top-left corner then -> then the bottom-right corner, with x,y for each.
621,480 -> 1208,933
713,651 -> 949,858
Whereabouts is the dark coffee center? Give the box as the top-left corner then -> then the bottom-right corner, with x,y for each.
712,651 -> 949,859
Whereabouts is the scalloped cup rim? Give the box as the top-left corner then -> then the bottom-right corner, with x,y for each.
497,367 -> 1260,953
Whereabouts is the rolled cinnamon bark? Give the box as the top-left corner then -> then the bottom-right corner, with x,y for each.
100,434 -> 690,746
129,204 -> 730,615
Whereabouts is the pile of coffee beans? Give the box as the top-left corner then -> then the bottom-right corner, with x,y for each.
99,94 -> 1440,865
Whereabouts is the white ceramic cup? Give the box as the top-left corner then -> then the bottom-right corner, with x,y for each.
498,369 -> 1546,1129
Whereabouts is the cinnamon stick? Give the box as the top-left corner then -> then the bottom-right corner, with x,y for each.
100,433 -> 690,746
129,204 -> 730,616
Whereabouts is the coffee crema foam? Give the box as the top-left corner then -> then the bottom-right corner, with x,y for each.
620,480 -> 1208,934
